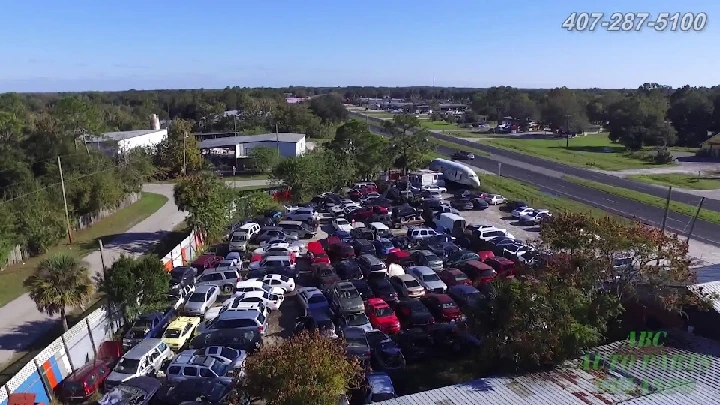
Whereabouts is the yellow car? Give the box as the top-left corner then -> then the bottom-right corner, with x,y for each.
162,316 -> 201,351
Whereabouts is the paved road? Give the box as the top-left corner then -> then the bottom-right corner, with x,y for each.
0,180 -> 268,366
361,117 -> 720,248
353,112 -> 720,212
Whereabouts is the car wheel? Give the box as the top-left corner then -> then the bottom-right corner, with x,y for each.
222,285 -> 234,294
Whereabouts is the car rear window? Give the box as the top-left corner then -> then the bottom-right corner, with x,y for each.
213,319 -> 256,329
404,279 -> 421,288
199,273 -> 223,282
223,272 -> 237,279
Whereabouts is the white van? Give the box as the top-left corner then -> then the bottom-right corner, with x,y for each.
436,213 -> 466,236
229,223 -> 260,251
369,222 -> 392,239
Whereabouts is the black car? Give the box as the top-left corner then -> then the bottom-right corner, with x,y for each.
452,151 -> 475,160
368,277 -> 399,305
470,198 -> 489,210
394,299 -> 435,329
502,200 -> 528,212
154,379 -> 232,405
366,330 -> 406,371
351,279 -> 375,301
450,199 -> 474,211
427,242 -> 461,260
353,239 -> 377,256
335,259 -> 363,280
102,377 -> 161,405
428,324 -> 483,355
390,235 -> 411,249
294,312 -> 337,338
395,328 -> 434,362
342,327 -> 371,363
190,328 -> 263,353
169,266 -> 197,294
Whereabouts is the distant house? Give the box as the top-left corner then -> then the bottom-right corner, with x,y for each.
701,134 -> 720,158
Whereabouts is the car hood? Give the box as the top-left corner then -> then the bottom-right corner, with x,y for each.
184,301 -> 204,309
341,298 -> 365,311
424,281 -> 446,291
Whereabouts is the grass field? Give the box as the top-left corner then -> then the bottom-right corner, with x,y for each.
363,111 -> 394,119
481,133 -> 681,171
566,177 -> 720,225
0,192 -> 168,307
421,120 -> 465,131
628,173 -> 720,190
430,138 -> 490,157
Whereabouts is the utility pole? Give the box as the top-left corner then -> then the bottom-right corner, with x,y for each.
660,186 -> 673,232
687,197 -> 705,242
182,133 -> 187,175
98,239 -> 107,277
57,156 -> 73,244
565,114 -> 572,149
275,122 -> 281,157
498,162 -> 502,176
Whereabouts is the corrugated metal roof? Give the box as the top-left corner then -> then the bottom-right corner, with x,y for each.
377,332 -> 720,405
199,133 -> 305,149
87,129 -> 165,142
689,280 -> 720,313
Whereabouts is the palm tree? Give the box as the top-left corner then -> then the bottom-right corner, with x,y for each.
24,254 -> 94,331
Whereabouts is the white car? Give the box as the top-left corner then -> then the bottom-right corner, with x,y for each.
333,218 -> 354,233
422,191 -> 444,201
216,258 -> 241,269
260,235 -> 298,248
285,208 -> 318,222
237,290 -> 284,311
248,274 -> 296,293
474,226 -> 511,242
249,256 -> 294,271
512,207 -> 536,218
263,243 -> 300,257
183,284 -> 220,316
407,266 -> 447,293
485,194 -> 506,205
235,280 -> 285,297
330,205 -> 346,216
284,205 -> 300,212
519,210 -> 551,225
422,185 -> 447,193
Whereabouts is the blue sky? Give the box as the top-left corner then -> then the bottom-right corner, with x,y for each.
1,0 -> 718,91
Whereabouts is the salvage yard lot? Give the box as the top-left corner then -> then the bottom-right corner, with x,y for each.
480,133 -> 676,171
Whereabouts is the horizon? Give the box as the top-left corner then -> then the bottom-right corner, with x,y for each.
1,0 -> 719,92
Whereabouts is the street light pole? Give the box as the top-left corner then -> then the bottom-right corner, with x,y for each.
182,133 -> 187,175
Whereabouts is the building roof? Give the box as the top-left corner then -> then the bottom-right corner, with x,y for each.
88,129 -> 165,142
377,332 -> 720,405
199,133 -> 305,149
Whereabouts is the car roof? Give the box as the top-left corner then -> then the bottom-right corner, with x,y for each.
367,372 -> 394,394
124,339 -> 164,358
425,293 -> 452,302
336,281 -> 355,290
343,326 -> 368,338
193,284 -> 216,293
409,265 -> 434,274
395,274 -> 416,282
450,284 -> 478,293
366,298 -> 388,306
217,310 -> 259,320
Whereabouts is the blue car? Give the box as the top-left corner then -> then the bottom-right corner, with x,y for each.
334,230 -> 353,243
373,238 -> 395,257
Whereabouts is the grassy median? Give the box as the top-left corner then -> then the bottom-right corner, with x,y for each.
0,192 -> 168,307
628,173 -> 720,190
566,177 -> 720,225
430,138 -> 490,157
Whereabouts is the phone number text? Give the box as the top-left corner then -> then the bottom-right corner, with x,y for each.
562,12 -> 708,32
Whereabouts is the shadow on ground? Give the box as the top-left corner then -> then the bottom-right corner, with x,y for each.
79,228 -> 191,258
0,320 -> 60,352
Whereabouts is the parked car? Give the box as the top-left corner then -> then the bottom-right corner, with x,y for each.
327,241 -> 356,261
165,353 -> 237,384
106,339 -> 173,388
298,287 -> 331,312
450,198 -> 474,211
189,328 -> 263,353
351,279 -> 375,301
337,312 -> 373,332
98,376 -> 161,405
484,194 -> 506,205
503,200 -> 528,212
407,266 -> 447,293
342,327 -> 372,363
196,267 -> 241,296
438,268 -> 473,287
364,372 -> 397,402
470,198 -> 489,210
395,328 -> 433,362
428,323 -> 483,354
333,217 -> 354,233
357,254 -> 389,278
153,379 -> 232,405
511,206 -> 536,219
421,294 -> 464,323
485,257 -> 516,277
427,241 -> 460,260
190,255 -> 223,275
460,260 -> 497,286
335,259 -> 363,280
169,266 -> 197,295
445,250 -> 480,268
447,285 -> 483,310
56,342 -> 121,402
520,210 -> 552,225
368,278 -> 399,305
410,250 -> 444,272
353,239 -> 377,256
373,238 -> 396,257
184,285 -> 220,316
331,281 -> 366,314
452,151 -> 475,160
365,298 -> 401,334
236,290 -> 284,311
190,346 -> 247,369
162,316 -> 202,351
395,299 -> 435,329
366,330 -> 406,371
389,274 -> 426,298
123,311 -> 174,351
307,241 -> 331,264
295,309 -> 338,339
256,274 -> 296,292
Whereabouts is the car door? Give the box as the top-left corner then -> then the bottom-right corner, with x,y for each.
183,366 -> 199,381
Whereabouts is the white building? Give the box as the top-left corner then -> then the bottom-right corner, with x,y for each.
199,133 -> 306,158
86,129 -> 168,155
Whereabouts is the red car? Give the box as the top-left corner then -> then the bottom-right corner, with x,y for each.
460,260 -> 496,286
485,257 -> 516,278
307,241 -> 330,264
386,250 -> 411,267
55,341 -> 121,401
250,254 -> 263,263
191,254 -> 222,274
365,298 -> 401,334
327,242 -> 355,262
477,251 -> 495,262
439,268 -> 473,287
421,294 -> 464,323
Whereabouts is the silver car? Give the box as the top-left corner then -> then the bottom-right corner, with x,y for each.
331,282 -> 365,314
408,266 -> 447,293
183,284 -> 220,316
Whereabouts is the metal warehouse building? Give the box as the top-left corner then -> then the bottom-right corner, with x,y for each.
198,132 -> 306,158
85,129 -> 168,155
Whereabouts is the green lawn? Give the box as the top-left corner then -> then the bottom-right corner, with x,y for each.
363,111 -> 394,119
430,138 -> 490,157
628,174 -> 720,190
482,133 -> 677,171
0,192 -> 168,307
566,177 -> 720,225
421,120 -> 465,131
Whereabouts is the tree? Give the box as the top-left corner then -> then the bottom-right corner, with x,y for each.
233,191 -> 281,221
607,93 -> 677,150
174,173 -> 233,242
24,254 -> 94,331
328,121 -> 390,180
382,114 -> 435,174
101,255 -> 170,320
53,95 -> 104,151
241,332 -> 362,405
541,87 -> 589,132
248,147 -> 280,172
507,93 -> 539,122
668,87 -> 714,147
309,94 -> 348,123
154,119 -> 204,179
271,152 -> 332,202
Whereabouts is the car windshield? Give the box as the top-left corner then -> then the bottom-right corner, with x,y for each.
380,241 -> 393,248
340,289 -> 360,299
375,307 -> 394,317
423,273 -> 441,282
210,361 -> 227,376
426,254 -> 441,262
453,272 -> 469,281
337,220 -> 349,225
345,313 -> 369,326
404,279 -> 421,288
231,235 -> 246,242
164,328 -> 182,338
114,358 -> 140,374
346,336 -> 367,347
126,329 -> 146,339
213,319 -> 256,329
134,319 -> 152,329
189,293 -> 206,303
218,347 -> 236,359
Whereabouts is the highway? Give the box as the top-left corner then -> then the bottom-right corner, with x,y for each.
358,115 -> 720,247
353,112 -> 720,212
